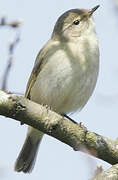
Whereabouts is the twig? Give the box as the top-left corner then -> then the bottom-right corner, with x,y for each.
0,16 -> 22,28
91,165 -> 103,179
90,164 -> 118,180
0,15 -> 23,91
1,35 -> 20,91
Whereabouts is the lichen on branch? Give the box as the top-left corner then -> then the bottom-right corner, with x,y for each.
0,90 -> 118,166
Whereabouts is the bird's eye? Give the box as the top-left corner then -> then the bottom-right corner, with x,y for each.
73,20 -> 80,25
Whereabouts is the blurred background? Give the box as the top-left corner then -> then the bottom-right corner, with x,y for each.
0,0 -> 118,179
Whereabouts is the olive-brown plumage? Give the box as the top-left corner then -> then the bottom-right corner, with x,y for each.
15,5 -> 100,173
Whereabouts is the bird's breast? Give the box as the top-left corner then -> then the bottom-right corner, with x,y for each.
31,37 -> 99,114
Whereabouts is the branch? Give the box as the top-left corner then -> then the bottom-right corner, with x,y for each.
90,164 -> 118,180
1,35 -> 20,91
0,16 -> 22,91
0,16 -> 22,28
0,90 -> 118,165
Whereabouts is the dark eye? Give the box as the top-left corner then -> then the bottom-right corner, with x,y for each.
73,20 -> 80,25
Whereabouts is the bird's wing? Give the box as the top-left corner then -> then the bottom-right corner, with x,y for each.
25,57 -> 43,99
25,45 -> 48,99
25,40 -> 59,99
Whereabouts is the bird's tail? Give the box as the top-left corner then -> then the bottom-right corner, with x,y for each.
14,127 -> 44,173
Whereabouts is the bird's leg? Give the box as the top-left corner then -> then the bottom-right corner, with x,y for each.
63,114 -> 78,124
63,114 -> 87,131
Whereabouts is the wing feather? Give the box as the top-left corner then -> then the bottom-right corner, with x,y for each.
25,40 -> 58,99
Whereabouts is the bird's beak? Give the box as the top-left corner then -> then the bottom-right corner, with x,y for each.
88,5 -> 100,17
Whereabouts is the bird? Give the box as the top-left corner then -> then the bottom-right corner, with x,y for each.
15,5 -> 100,173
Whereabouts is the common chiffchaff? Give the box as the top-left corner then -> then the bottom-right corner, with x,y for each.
15,5 -> 100,173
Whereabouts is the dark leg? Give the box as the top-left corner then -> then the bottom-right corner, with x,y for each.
63,114 -> 87,131
63,114 -> 77,124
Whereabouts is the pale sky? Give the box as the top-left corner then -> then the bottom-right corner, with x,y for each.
0,0 -> 118,180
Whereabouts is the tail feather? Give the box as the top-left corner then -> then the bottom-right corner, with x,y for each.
15,128 -> 43,173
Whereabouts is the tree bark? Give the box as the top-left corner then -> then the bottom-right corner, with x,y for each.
91,164 -> 118,180
0,90 -> 118,165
